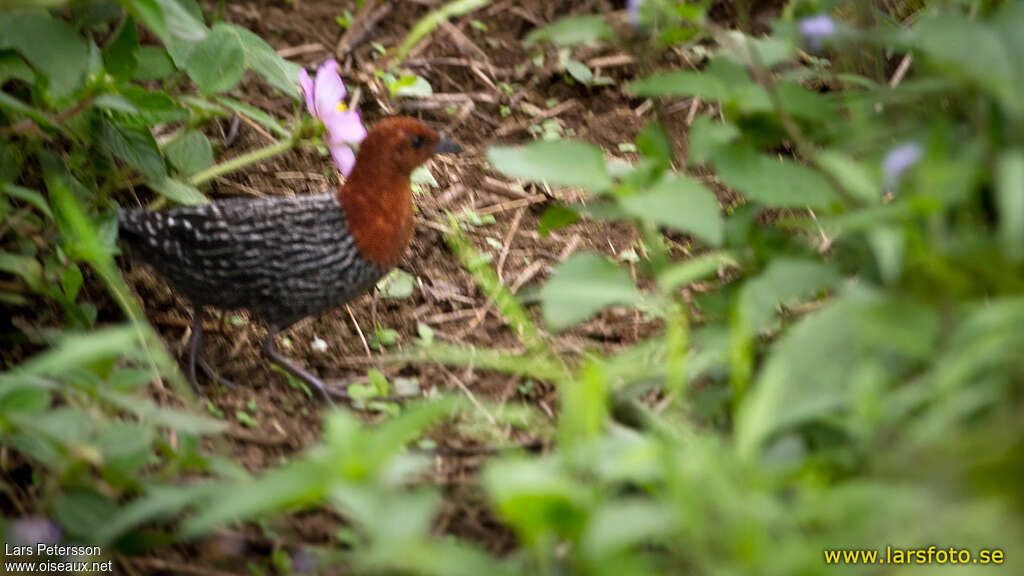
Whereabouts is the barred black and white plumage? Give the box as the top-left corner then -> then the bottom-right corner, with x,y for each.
117,117 -> 461,403
118,193 -> 383,329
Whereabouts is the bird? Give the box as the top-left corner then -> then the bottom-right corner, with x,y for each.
119,117 -> 461,404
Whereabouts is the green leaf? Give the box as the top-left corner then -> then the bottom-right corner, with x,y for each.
117,0 -> 167,43
0,9 -> 88,101
0,252 -> 44,292
687,116 -> 739,166
816,151 -> 879,203
103,17 -> 140,81
393,0 -> 490,63
524,15 -> 612,47
538,205 -> 579,236
628,70 -> 730,101
165,130 -> 213,177
221,23 -> 302,99
619,175 -> 724,246
1,183 -> 52,220
52,488 -> 118,540
657,251 -> 737,293
98,119 -> 167,181
738,258 -> 839,334
564,60 -> 593,84
0,387 -> 51,414
712,145 -> 838,209
488,140 -> 612,193
148,177 -> 209,205
377,268 -> 416,299
185,25 -> 245,94
117,84 -> 188,125
996,149 -> 1024,262
541,252 -> 641,331
133,45 -> 175,81
636,121 -> 673,170
216,96 -> 289,138
0,52 -> 34,85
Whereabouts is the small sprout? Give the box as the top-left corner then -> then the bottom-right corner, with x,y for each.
206,400 -> 224,418
457,208 -> 497,227
545,98 -> 560,108
486,237 -> 503,250
499,82 -> 516,97
336,10 -> 353,29
618,142 -> 638,153
368,369 -> 390,396
369,325 -> 398,350
470,19 -> 488,31
532,53 -> 545,68
271,364 -> 312,398
519,380 -> 536,398
235,411 -> 258,428
247,399 -> 258,412
500,105 -> 512,117
229,314 -> 246,326
371,42 -> 386,55
417,322 -> 435,344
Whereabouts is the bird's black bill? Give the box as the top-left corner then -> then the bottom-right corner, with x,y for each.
434,138 -> 461,155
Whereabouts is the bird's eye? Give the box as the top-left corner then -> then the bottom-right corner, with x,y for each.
411,135 -> 425,149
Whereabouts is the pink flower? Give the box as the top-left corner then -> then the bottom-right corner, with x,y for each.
299,60 -> 367,177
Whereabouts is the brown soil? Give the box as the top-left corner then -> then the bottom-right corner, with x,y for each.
119,1 -> 739,573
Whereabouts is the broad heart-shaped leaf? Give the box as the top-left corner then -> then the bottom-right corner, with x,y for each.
148,177 -> 208,205
164,130 -> 212,177
619,175 -> 724,246
0,10 -> 88,101
185,25 -> 244,94
712,144 -> 838,209
996,149 -> 1024,262
103,16 -> 140,81
221,23 -> 303,99
97,119 -> 166,182
541,252 -> 641,331
524,14 -> 612,47
488,140 -> 612,193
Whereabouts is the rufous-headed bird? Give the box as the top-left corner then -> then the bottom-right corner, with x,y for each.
119,117 -> 461,404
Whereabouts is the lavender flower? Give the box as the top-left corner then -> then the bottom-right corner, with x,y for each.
799,14 -> 836,51
627,0 -> 644,28
299,60 -> 367,177
883,142 -> 923,190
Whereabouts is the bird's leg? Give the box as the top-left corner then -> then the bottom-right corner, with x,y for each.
188,311 -> 237,391
198,357 -> 237,389
262,328 -> 340,407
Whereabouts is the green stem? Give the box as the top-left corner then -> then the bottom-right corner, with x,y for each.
189,137 -> 295,186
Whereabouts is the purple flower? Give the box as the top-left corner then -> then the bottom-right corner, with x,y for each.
627,0 -> 643,27
799,14 -> 836,51
883,142 -> 923,189
299,60 -> 367,178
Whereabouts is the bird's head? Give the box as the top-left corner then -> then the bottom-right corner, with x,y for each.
354,117 -> 461,178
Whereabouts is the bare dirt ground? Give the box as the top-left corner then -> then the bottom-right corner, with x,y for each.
117,1 -> 782,573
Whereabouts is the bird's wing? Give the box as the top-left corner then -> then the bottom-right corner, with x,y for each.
119,194 -> 370,311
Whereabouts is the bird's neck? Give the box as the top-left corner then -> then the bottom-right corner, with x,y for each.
337,169 -> 414,270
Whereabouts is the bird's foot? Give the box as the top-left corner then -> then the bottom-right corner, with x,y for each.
198,356 -> 237,389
